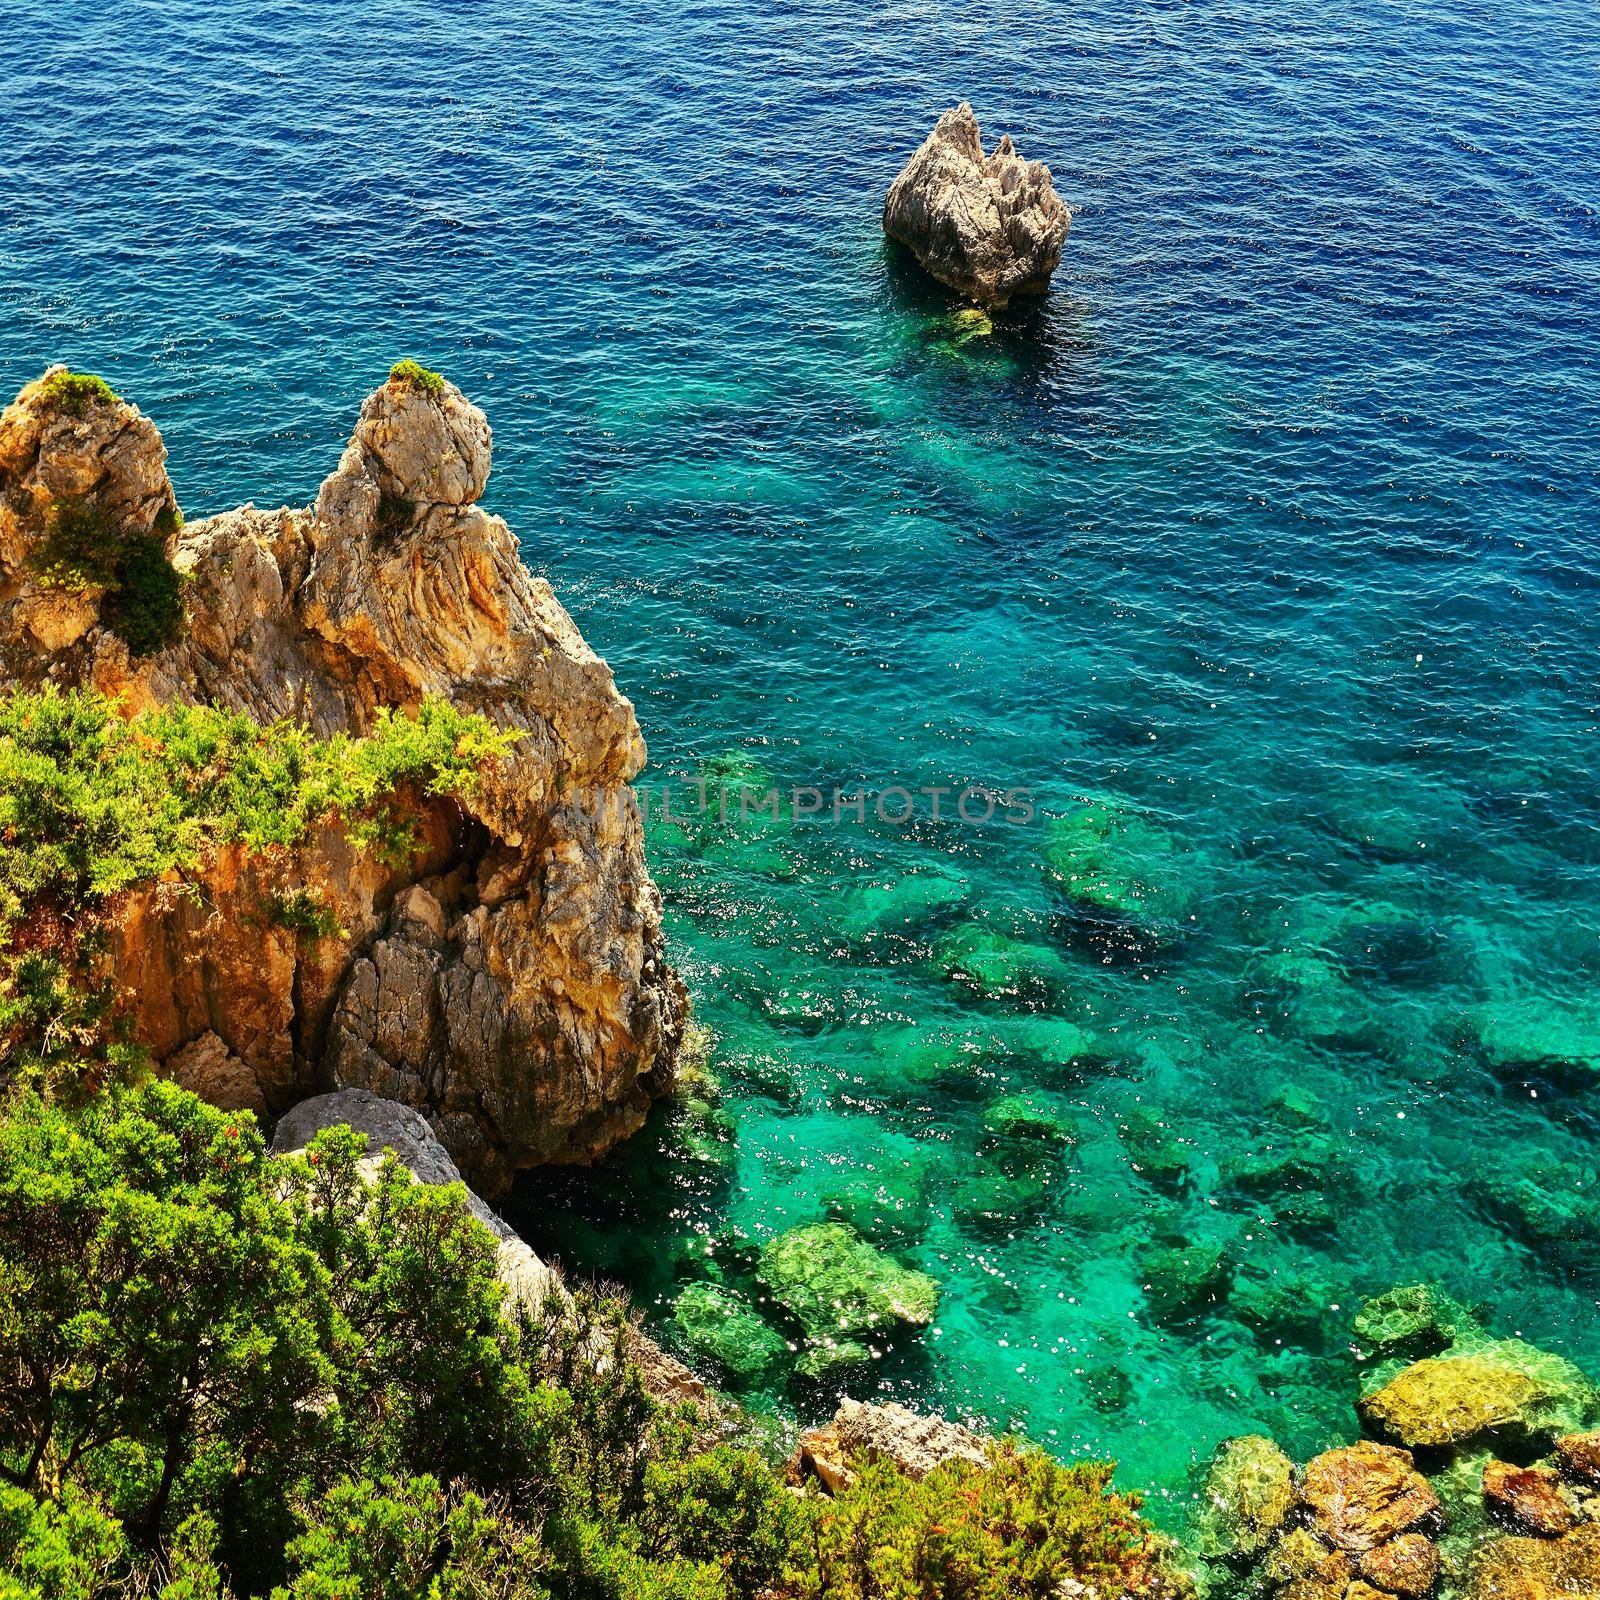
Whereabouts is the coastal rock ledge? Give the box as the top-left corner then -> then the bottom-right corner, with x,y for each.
883,103 -> 1070,308
0,363 -> 685,1193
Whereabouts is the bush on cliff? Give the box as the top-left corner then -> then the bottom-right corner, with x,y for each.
0,687 -> 518,1083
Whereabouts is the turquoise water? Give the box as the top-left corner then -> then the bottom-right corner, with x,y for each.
7,0 -> 1600,1525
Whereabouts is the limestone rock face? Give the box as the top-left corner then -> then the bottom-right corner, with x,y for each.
0,365 -> 685,1194
883,104 -> 1069,308
795,1397 -> 988,1494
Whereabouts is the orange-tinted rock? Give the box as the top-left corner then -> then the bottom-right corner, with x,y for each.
1555,1431 -> 1600,1485
1464,1523 -> 1600,1600
1359,1531 -> 1440,1597
1301,1441 -> 1440,1553
1483,1460 -> 1580,1538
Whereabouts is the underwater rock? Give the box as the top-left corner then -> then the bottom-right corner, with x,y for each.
982,1094 -> 1074,1146
795,1397 -> 987,1494
838,866 -> 969,939
1233,1266 -> 1339,1350
882,103 -> 1069,308
1353,1284 -> 1480,1360
1482,1459 -> 1581,1538
671,1282 -> 788,1384
1117,1107 -> 1194,1190
1465,998 -> 1600,1095
1357,1531 -> 1440,1598
1137,1237 -> 1232,1324
1040,795 -> 1194,934
1471,1165 -> 1600,1274
1555,1430 -> 1600,1485
1194,1434 -> 1297,1560
1301,1442 -> 1440,1553
756,1221 -> 939,1378
934,922 -> 1073,1003
822,1164 -> 934,1249
1359,1342 -> 1600,1451
1463,1523 -> 1600,1600
951,1157 -> 1059,1236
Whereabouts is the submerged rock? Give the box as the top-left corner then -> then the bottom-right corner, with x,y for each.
883,103 -> 1069,309
1300,1441 -> 1440,1553
1358,1341 -> 1600,1451
1482,1459 -> 1581,1537
794,1396 -> 987,1494
1194,1434 -> 1297,1560
0,364 -> 685,1194
1353,1283 -> 1480,1360
671,1282 -> 788,1384
756,1221 -> 939,1379
1041,795 -> 1194,934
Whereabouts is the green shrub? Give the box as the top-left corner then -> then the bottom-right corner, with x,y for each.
790,1443 -> 1172,1600
0,1077 -> 1175,1599
28,496 -> 186,657
0,688 -> 519,1078
265,888 -> 345,942
389,359 -> 446,399
36,371 -> 118,419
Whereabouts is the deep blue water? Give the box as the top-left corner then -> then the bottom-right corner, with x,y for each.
7,0 -> 1600,1524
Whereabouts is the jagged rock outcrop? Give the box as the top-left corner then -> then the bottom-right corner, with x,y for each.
883,103 -> 1069,308
0,364 -> 685,1193
794,1397 -> 988,1494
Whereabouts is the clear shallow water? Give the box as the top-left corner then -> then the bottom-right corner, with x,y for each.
7,0 -> 1600,1527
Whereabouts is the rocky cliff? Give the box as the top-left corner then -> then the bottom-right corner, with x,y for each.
0,362 -> 684,1193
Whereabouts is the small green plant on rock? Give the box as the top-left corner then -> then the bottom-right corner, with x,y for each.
36,369 -> 118,418
28,494 -> 187,656
389,358 -> 446,398
267,887 -> 346,942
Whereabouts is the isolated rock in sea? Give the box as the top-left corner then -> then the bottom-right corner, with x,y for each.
757,1221 -> 939,1378
794,1397 -> 988,1494
1300,1441 -> 1440,1553
1358,1341 -> 1600,1450
883,103 -> 1069,308
1194,1434 -> 1297,1560
0,364 -> 685,1194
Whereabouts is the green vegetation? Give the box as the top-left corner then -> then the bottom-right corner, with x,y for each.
28,495 -> 186,657
0,688 -> 518,1080
0,1079 -> 1176,1599
266,888 -> 346,943
389,359 -> 447,399
35,371 -> 118,419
